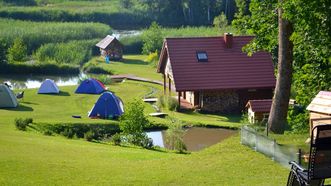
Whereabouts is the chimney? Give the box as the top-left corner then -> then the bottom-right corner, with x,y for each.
224,33 -> 233,48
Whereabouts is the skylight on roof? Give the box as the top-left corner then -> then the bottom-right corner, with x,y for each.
196,51 -> 208,62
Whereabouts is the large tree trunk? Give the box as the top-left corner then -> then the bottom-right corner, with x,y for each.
268,0 -> 293,134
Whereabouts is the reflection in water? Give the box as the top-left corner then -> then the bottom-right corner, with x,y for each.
146,127 -> 237,152
0,73 -> 87,89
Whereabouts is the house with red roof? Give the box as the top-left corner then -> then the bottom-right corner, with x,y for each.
246,99 -> 272,123
157,33 -> 276,113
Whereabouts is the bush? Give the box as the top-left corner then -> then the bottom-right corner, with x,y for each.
288,106 -> 309,134
7,37 -> 27,63
61,128 -> 75,139
157,95 -> 178,111
165,118 -> 187,153
14,117 -> 33,131
84,130 -> 94,142
145,51 -> 159,67
111,133 -> 122,146
35,123 -> 119,140
119,99 -> 150,148
142,22 -> 163,54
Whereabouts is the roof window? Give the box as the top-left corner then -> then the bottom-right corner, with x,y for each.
196,51 -> 208,62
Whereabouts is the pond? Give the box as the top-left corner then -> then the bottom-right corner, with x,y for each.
146,127 -> 237,152
0,73 -> 87,90
112,30 -> 141,39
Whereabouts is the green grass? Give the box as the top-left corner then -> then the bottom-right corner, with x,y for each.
0,80 -> 292,185
87,55 -> 163,81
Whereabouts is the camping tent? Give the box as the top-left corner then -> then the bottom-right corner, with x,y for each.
75,78 -> 106,94
88,92 -> 124,119
38,79 -> 60,94
0,84 -> 18,108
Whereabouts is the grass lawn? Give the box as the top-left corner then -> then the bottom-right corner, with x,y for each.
2,54 -> 325,185
0,80 -> 291,185
87,55 -> 163,81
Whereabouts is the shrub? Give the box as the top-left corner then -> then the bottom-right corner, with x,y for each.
111,133 -> 122,146
119,99 -> 150,148
35,123 -> 119,140
157,95 -> 178,111
288,106 -> 309,134
142,22 -> 163,54
145,51 -> 159,67
165,118 -> 186,153
61,128 -> 74,139
213,13 -> 228,29
43,130 -> 53,136
7,37 -> 27,63
167,97 -> 178,111
14,117 -> 33,131
84,130 -> 94,142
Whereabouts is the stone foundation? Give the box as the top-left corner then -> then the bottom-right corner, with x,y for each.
202,90 -> 239,113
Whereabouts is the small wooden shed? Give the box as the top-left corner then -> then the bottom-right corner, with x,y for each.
96,35 -> 123,60
306,91 -> 331,132
245,99 -> 272,124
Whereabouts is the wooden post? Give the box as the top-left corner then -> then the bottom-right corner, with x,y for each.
183,91 -> 186,99
168,77 -> 171,93
163,74 -> 166,95
178,92 -> 181,110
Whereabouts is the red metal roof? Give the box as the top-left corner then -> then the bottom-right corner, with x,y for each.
246,99 -> 273,113
158,36 -> 276,91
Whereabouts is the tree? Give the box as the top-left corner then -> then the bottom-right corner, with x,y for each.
7,37 -> 27,63
119,99 -> 151,147
233,0 -> 330,133
268,0 -> 293,134
142,22 -> 163,54
213,12 -> 228,29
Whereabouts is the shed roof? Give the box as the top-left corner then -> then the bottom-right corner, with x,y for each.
307,91 -> 331,114
96,35 -> 117,49
246,99 -> 272,113
157,36 -> 276,91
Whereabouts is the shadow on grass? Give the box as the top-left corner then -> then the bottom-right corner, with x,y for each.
21,101 -> 38,105
38,91 -> 70,96
2,104 -> 34,112
119,58 -> 148,65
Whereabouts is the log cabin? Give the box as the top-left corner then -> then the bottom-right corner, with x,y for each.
96,35 -> 123,60
157,33 -> 276,113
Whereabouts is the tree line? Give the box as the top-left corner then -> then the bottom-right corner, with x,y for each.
0,0 -> 239,28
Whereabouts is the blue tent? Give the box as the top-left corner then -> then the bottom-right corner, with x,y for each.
75,78 -> 106,94
88,92 -> 124,119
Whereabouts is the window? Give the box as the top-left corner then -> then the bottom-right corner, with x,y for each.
196,51 -> 208,62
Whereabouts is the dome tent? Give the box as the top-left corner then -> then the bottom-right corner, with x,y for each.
38,79 -> 60,94
0,84 -> 18,108
88,92 -> 124,119
75,78 -> 106,94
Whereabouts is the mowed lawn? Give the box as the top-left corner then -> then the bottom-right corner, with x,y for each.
87,55 -> 163,81
0,80 -> 290,185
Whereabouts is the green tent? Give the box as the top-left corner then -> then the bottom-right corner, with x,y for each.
0,84 -> 18,108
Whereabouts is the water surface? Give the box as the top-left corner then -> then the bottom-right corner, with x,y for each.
146,127 -> 237,152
